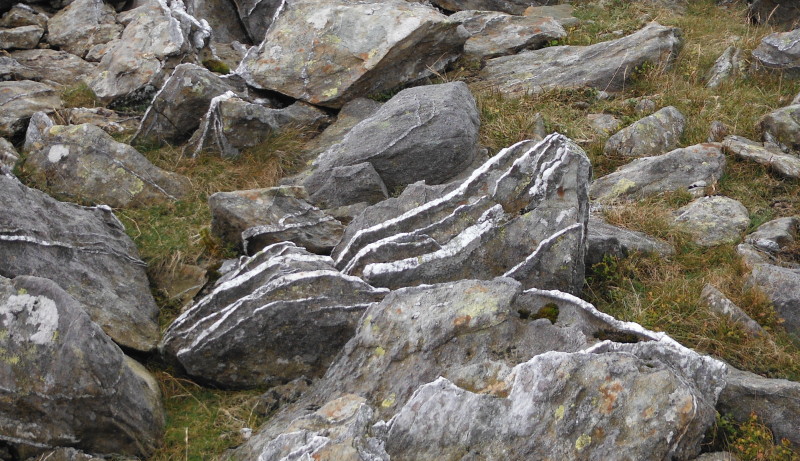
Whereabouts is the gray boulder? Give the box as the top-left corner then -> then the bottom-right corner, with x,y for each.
586,214 -> 674,266
604,106 -> 686,157
160,242 -> 388,388
0,137 -> 18,170
55,107 -> 140,135
450,10 -> 566,59
745,216 -> 798,252
480,22 -> 683,96
237,0 -> 468,109
752,28 -> 800,77
185,0 -> 247,43
747,263 -> 800,337
302,82 -> 480,198
301,97 -> 383,161
0,80 -> 62,138
8,49 -> 97,87
229,0 -> 282,43
700,284 -> 764,336
706,46 -> 745,88
208,185 -> 345,255
672,196 -> 749,247
24,121 -> 191,208
47,0 -> 122,59
758,104 -> 800,152
0,25 -> 43,50
0,171 -> 160,351
748,0 -> 800,30
0,274 -> 164,459
589,143 -> 726,202
308,162 -> 388,209
587,113 -> 622,135
0,4 -> 47,29
723,135 -> 800,179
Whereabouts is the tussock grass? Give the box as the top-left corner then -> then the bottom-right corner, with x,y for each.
59,82 -> 99,109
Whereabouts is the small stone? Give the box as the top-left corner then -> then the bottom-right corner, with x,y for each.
700,284 -> 764,336
672,196 -> 750,247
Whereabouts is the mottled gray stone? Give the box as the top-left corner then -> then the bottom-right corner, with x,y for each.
230,0 -> 282,43
758,104 -> 800,152
0,80 -> 62,138
747,263 -> 800,337
47,0 -> 122,58
0,137 -> 18,170
0,172 -> 160,351
0,274 -> 164,459
185,0 -> 248,43
237,0 -> 468,109
450,10 -> 566,59
431,0 -> 557,15
0,4 -> 47,29
700,284 -> 764,336
590,143 -> 726,202
523,4 -> 580,27
723,135 -> 800,178
586,215 -> 674,266
0,25 -> 42,50
604,106 -> 686,158
672,196 -> 749,247
308,162 -> 388,209
746,216 -> 798,252
708,120 -> 731,143
753,28 -> 800,76
160,242 -> 388,388
737,243 -> 773,269
55,107 -> 140,135
480,22 -> 683,96
748,0 -> 800,30
587,113 -> 622,135
8,49 -> 97,87
706,46 -> 745,88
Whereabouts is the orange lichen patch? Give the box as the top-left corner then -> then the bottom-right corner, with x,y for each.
557,185 -> 565,198
465,284 -> 489,295
598,380 -> 623,414
454,315 -> 472,327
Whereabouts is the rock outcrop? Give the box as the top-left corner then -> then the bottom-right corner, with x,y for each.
604,106 -> 686,158
752,28 -> 800,77
0,80 -> 62,138
451,10 -> 566,59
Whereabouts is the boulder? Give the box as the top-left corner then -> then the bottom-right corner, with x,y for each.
748,0 -> 800,30
0,171 -> 160,351
0,25 -> 43,50
747,263 -> 800,337
700,284 -> 764,336
184,0 -> 248,43
752,28 -> 800,77
23,122 -> 191,208
430,0 -> 555,15
587,113 -> 622,135
0,275 -> 164,459
308,162 -> 388,209
21,448 -> 105,461
586,215 -> 674,266
672,196 -> 749,247
302,82 -> 480,198
47,0 -> 122,59
0,137 -> 18,170
160,242 -> 388,388
723,135 -> 800,179
332,133 -> 591,294
55,107 -> 140,135
523,4 -> 580,27
237,0 -> 468,108
300,97 -> 383,162
208,185 -> 345,255
758,104 -> 800,152
480,22 -> 683,96
185,93 -> 330,158
589,143 -> 726,202
8,49 -> 96,87
450,10 -> 566,59
706,46 -> 745,88
604,106 -> 686,157
0,4 -> 47,29
745,216 -> 798,252
0,80 -> 62,138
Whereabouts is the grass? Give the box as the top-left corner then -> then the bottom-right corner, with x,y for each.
60,82 -> 99,109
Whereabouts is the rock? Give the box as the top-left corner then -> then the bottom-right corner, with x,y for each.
23,122 -> 191,208
0,171 -> 159,351
0,25 -> 43,50
745,216 -> 798,252
308,162 -> 388,209
8,49 -> 97,87
524,4 -> 580,27
132,63 -> 249,146
450,10 -> 566,59
55,107 -> 140,135
693,454 -> 739,461
737,243 -> 772,269
0,275 -> 164,459
301,97 -> 383,161
752,28 -> 800,77
229,0 -> 282,43
152,263 -> 207,310
431,0 -> 551,15
589,143 -> 726,202
700,284 -> 764,336
47,0 -> 122,58
256,377 -> 312,416
0,80 -> 62,138
748,0 -> 800,30
0,136 -> 18,170
723,135 -> 800,179
672,196 -> 749,247
332,133 -> 591,294
758,104 -> 800,152
185,93 -> 330,158
207,186 -> 345,255
302,82 -> 480,198
0,4 -> 47,29
237,0 -> 468,109
708,120 -> 730,142
718,366 -> 800,446
747,263 -> 800,336
185,0 -> 248,43
587,113 -> 622,135
604,106 -> 686,158
23,447 -> 105,461
586,214 -> 674,266
480,22 -> 683,96
88,0 -> 211,106
160,242 -> 388,388
634,98 -> 657,115
706,46 -> 745,88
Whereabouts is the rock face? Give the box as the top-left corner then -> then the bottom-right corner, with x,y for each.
450,10 -> 566,59
0,24 -> 43,50
706,46 -> 745,88
480,22 -> 683,95
0,172 -> 160,352
430,0 -> 552,15
24,122 -> 192,208
752,28 -> 800,77
0,275 -> 164,459
672,196 -> 749,247
0,80 -> 62,137
586,215 -> 674,266
7,50 -> 97,87
332,133 -> 591,294
208,186 -> 345,254
745,216 -> 798,252
229,0 -> 282,43
237,0 -> 468,108
589,143 -> 726,202
604,106 -> 686,157
747,263 -> 800,337
308,162 -> 389,209
47,0 -> 122,58
0,137 -> 18,170
700,284 -> 764,336
160,242 -> 388,388
758,104 -> 800,152
302,82 -> 480,198
723,135 -> 800,179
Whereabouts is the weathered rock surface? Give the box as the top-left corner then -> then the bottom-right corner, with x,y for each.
55,107 -> 140,135
672,196 -> 749,247
208,185 -> 345,255
723,135 -> 800,179
587,113 -> 622,135
0,171 -> 160,351
590,143 -> 726,202
604,106 -> 686,157
301,97 -> 383,162
706,46 -> 745,88
160,242 -> 388,388
748,0 -> 800,30
47,0 -> 122,58
747,263 -> 800,337
758,104 -> 800,152
480,22 -> 683,95
752,28 -> 800,77
745,216 -> 798,253
0,80 -> 62,137
0,4 -> 47,29
450,10 -> 566,59
0,137 -> 18,170
24,122 -> 191,208
237,0 -> 468,108
718,366 -> 800,446
229,0 -> 282,43
331,133 -> 591,294
586,214 -> 674,266
0,25 -> 43,50
431,0 -> 553,15
302,82 -> 479,199
0,274 -> 164,459
8,49 -> 96,87
308,162 -> 388,209
22,447 -> 105,461
700,284 -> 764,336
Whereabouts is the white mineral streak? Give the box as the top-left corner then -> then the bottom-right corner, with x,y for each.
47,144 -> 69,163
503,222 -> 582,278
185,91 -> 235,158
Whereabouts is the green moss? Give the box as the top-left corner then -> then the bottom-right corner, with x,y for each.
201,59 -> 231,75
60,82 -> 99,109
532,303 -> 560,324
